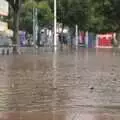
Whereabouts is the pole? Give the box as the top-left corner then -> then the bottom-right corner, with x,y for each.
54,0 -> 57,47
33,0 -> 38,46
33,7 -> 35,44
85,31 -> 88,48
75,24 -> 78,48
33,8 -> 38,48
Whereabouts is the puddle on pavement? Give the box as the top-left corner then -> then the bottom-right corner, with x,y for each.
0,48 -> 120,119
0,111 -> 120,120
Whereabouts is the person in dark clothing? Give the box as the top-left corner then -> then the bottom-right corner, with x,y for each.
59,33 -> 63,44
63,35 -> 68,45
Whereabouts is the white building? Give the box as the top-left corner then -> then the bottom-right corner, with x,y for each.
0,0 -> 8,32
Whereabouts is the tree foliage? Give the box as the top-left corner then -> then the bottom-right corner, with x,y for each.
6,0 -> 120,48
48,0 -> 89,30
90,0 -> 120,33
7,0 -> 53,33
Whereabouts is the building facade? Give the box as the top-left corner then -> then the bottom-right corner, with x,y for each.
0,0 -> 8,32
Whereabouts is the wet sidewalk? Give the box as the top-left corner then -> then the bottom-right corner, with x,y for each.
0,48 -> 120,119
0,111 -> 120,120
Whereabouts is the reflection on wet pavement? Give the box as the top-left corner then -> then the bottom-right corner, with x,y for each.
0,48 -> 120,119
0,112 -> 120,120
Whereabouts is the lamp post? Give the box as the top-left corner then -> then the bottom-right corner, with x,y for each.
32,0 -> 38,47
54,0 -> 57,48
33,5 -> 35,45
75,24 -> 78,48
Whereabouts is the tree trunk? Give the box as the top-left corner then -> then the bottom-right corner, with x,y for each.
44,28 -> 48,46
37,26 -> 41,47
69,27 -> 74,47
12,10 -> 20,54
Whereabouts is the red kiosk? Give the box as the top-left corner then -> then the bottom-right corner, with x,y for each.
96,33 -> 114,48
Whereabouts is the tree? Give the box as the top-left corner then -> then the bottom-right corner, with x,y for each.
7,3 -> 33,34
6,0 -> 23,53
48,0 -> 89,46
24,0 -> 53,46
37,1 -> 53,46
48,0 -> 89,30
90,0 -> 120,46
6,0 -> 53,52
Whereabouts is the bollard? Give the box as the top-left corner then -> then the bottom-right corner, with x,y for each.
2,49 -> 5,55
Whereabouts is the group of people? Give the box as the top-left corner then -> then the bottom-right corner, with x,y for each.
58,33 -> 68,45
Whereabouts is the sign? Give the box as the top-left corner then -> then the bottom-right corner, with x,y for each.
0,21 -> 8,31
0,0 -> 8,16
96,33 -> 114,48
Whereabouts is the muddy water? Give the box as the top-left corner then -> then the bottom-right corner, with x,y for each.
0,48 -> 120,119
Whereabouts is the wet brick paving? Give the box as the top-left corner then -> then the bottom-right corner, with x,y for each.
0,48 -> 120,119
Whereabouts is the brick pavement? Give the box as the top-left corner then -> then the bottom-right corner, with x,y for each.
0,48 -> 119,119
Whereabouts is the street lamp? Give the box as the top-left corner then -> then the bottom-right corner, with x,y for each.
54,0 -> 57,47
32,0 -> 38,47
75,24 -> 78,48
